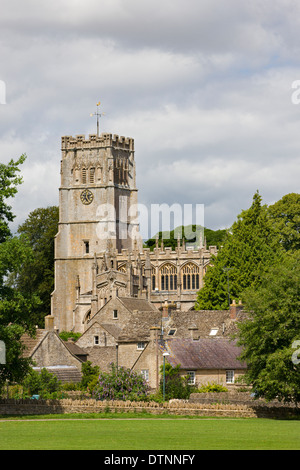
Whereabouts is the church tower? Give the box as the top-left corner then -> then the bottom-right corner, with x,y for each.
51,133 -> 141,331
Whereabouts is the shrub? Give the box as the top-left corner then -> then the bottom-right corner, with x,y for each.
159,363 -> 197,400
91,363 -> 150,401
59,331 -> 81,342
196,382 -> 228,393
80,361 -> 99,389
22,368 -> 62,398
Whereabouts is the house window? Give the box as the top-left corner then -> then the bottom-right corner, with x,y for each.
226,370 -> 235,384
94,335 -> 99,345
113,310 -> 118,319
137,342 -> 145,350
141,369 -> 149,382
168,329 -> 176,336
84,241 -> 89,254
187,371 -> 196,385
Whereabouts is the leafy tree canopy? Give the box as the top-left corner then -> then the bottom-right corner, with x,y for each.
16,206 -> 59,324
0,154 -> 26,243
195,191 -> 282,310
268,192 -> 300,252
144,225 -> 226,251
237,251 -> 300,404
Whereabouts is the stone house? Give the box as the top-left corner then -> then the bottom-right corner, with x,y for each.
72,298 -> 246,389
21,317 -> 88,383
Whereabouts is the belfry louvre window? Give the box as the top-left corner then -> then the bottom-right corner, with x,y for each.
160,263 -> 177,291
182,263 -> 200,290
89,167 -> 95,183
82,168 -> 87,184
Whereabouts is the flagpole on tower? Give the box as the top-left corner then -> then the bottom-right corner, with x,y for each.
90,101 -> 105,137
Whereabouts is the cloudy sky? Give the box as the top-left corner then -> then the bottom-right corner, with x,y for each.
1,0 -> 300,239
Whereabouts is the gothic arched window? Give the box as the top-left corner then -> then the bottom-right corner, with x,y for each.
151,267 -> 156,291
160,263 -> 177,291
182,263 -> 200,290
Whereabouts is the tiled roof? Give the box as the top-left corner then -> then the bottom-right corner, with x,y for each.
33,366 -> 82,383
163,337 -> 246,370
21,329 -> 48,358
63,340 -> 88,357
117,309 -> 244,342
118,297 -> 157,312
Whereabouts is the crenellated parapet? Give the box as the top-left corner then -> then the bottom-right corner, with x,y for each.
61,133 -> 134,152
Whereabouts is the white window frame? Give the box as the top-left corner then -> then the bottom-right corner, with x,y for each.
137,342 -> 145,350
226,370 -> 235,384
141,369 -> 149,382
187,371 -> 196,385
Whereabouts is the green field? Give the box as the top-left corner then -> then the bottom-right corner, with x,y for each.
0,414 -> 299,450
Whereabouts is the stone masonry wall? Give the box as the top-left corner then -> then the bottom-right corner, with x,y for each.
0,398 -> 298,419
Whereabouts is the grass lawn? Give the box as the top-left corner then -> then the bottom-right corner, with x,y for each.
0,413 -> 299,450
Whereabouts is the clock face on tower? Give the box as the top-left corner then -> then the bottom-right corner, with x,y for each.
80,189 -> 94,205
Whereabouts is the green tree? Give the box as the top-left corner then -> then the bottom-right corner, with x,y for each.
195,192 -> 282,310
159,363 -> 197,400
0,154 -> 26,243
80,360 -> 99,389
16,206 -> 59,324
267,193 -> 300,252
23,367 -> 61,398
237,251 -> 300,404
144,225 -> 226,250
0,155 -> 41,390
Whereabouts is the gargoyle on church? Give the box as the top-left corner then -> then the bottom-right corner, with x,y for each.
51,132 -> 218,333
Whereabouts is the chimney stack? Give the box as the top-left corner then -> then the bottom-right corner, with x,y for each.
45,315 -> 54,331
230,299 -> 243,319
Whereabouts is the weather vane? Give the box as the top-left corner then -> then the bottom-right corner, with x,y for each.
90,101 -> 105,136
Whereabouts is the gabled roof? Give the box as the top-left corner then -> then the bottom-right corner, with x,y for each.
118,297 -> 157,312
21,329 -> 49,358
163,337 -> 246,370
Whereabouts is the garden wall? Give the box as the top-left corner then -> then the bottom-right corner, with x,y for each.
0,398 -> 298,419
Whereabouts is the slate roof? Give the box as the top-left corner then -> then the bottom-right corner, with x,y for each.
163,337 -> 246,370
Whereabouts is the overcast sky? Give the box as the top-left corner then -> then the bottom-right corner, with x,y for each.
1,0 -> 300,239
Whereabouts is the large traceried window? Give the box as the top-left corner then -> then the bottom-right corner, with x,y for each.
182,263 -> 200,291
160,263 -> 177,291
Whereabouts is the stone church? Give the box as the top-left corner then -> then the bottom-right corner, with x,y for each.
51,132 -> 218,334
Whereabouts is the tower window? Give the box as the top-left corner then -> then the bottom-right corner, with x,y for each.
82,168 -> 87,184
84,241 -> 89,254
90,167 -> 95,183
